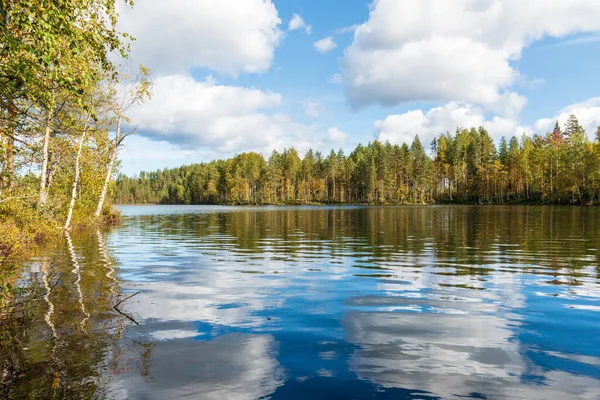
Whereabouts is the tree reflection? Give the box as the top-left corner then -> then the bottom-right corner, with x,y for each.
0,230 -> 149,399
2,206 -> 599,398
126,206 -> 600,284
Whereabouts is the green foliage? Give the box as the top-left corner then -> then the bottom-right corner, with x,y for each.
0,0 -> 133,109
0,230 -> 151,398
0,197 -> 58,271
115,117 -> 600,206
0,0 -> 148,261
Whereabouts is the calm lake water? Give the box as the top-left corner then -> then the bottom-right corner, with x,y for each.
2,205 -> 600,399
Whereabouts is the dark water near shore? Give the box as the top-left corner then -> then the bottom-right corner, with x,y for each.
2,205 -> 600,399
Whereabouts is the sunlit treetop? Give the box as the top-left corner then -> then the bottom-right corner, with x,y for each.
0,0 -> 134,108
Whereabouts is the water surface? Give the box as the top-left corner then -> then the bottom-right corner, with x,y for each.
2,205 -> 600,399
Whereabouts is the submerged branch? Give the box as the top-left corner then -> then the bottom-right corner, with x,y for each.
113,306 -> 139,326
113,291 -> 140,309
112,291 -> 141,326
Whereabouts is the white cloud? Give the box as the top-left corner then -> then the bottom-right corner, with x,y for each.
375,97 -> 600,150
343,0 -> 600,109
314,36 -> 337,53
120,75 -> 350,172
292,126 -> 351,155
118,0 -> 283,77
288,13 -> 311,34
527,97 -> 600,138
125,74 -> 284,152
375,102 -> 519,148
327,127 -> 348,143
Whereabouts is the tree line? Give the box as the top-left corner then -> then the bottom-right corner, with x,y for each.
114,116 -> 600,206
0,0 -> 150,262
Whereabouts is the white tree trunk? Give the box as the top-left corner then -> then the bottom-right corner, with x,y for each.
95,116 -> 121,218
39,108 -> 53,206
64,128 -> 87,231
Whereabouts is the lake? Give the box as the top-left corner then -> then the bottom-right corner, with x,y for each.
2,205 -> 600,399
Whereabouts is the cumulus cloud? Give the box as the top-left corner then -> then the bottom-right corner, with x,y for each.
314,36 -> 337,53
375,102 -> 519,148
526,97 -> 600,138
122,75 -> 349,166
375,97 -> 600,149
343,0 -> 600,109
125,74 -> 283,151
288,13 -> 311,34
327,127 -> 348,143
118,0 -> 283,76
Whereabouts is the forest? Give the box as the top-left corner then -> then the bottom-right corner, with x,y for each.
114,116 -> 600,206
0,0 -> 150,263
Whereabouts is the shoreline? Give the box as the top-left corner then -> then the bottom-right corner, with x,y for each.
116,202 -> 598,207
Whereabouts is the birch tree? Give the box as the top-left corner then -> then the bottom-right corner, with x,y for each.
95,66 -> 151,218
63,115 -> 89,231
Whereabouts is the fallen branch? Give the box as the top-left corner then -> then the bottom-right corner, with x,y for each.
113,291 -> 140,309
113,306 -> 139,326
112,291 -> 141,326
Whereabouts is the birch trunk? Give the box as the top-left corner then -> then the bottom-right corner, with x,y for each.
3,101 -> 17,192
95,116 -> 121,218
64,126 -> 87,231
39,108 -> 53,206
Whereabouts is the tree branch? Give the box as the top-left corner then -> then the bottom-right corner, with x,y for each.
113,291 -> 140,309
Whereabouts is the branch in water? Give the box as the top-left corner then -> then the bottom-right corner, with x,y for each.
113,291 -> 140,309
112,291 -> 141,325
113,306 -> 140,326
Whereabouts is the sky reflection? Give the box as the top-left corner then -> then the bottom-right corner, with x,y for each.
97,206 -> 600,399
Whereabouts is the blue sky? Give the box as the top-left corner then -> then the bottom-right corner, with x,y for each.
116,0 -> 600,175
